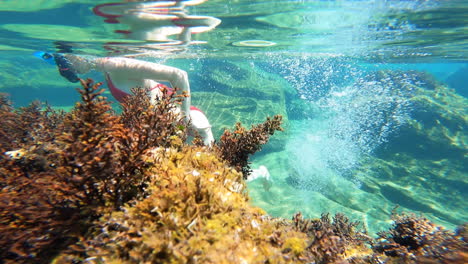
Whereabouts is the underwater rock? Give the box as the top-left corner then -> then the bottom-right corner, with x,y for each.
374,213 -> 468,263
193,60 -> 296,152
285,169 -> 319,191
249,69 -> 466,237
0,55 -> 65,90
446,64 -> 468,98
192,91 -> 287,154
356,70 -> 468,228
198,60 -> 291,102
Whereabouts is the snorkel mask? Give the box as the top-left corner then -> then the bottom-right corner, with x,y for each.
33,51 -> 56,65
34,51 -> 80,83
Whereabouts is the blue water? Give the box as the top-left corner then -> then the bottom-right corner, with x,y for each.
0,0 -> 466,233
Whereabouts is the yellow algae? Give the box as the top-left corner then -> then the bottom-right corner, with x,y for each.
343,244 -> 373,260
59,145 -> 318,263
283,237 -> 308,255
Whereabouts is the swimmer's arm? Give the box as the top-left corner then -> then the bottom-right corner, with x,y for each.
95,58 -> 191,115
139,63 -> 191,115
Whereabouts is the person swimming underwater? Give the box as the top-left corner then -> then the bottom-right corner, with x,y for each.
34,52 -> 273,184
34,51 -> 214,146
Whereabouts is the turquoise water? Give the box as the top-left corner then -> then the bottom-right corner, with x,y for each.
0,0 -> 466,234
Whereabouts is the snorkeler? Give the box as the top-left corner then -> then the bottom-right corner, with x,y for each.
34,52 -> 273,183
34,51 -> 214,146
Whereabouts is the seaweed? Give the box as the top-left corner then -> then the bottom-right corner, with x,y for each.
54,146 -> 312,264
120,86 -> 187,150
1,78 -> 466,264
55,79 -> 129,208
374,213 -> 468,263
0,97 -> 74,262
0,95 -> 64,154
292,212 -> 372,263
0,94 -> 24,152
215,115 -> 283,178
116,86 -> 187,189
0,78 -> 188,263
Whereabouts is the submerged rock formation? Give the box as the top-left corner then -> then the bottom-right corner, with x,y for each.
357,70 -> 468,228
191,59 -> 312,153
247,69 -> 466,240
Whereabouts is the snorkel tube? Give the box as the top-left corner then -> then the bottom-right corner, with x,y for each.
34,51 -> 80,83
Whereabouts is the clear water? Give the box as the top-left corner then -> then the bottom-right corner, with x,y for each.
1,0 -> 466,234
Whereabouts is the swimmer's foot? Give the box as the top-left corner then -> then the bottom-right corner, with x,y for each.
247,165 -> 271,182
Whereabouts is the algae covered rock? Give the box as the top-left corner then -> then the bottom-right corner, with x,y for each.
54,146 -> 379,264
446,64 -> 468,98
356,70 -> 468,229
374,213 -> 468,263
66,146 -> 312,263
248,69 -> 467,238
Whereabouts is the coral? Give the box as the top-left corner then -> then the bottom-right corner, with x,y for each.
374,213 -> 468,263
215,115 -> 283,178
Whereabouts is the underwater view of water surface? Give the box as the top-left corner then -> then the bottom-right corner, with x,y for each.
1,0 -> 467,238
